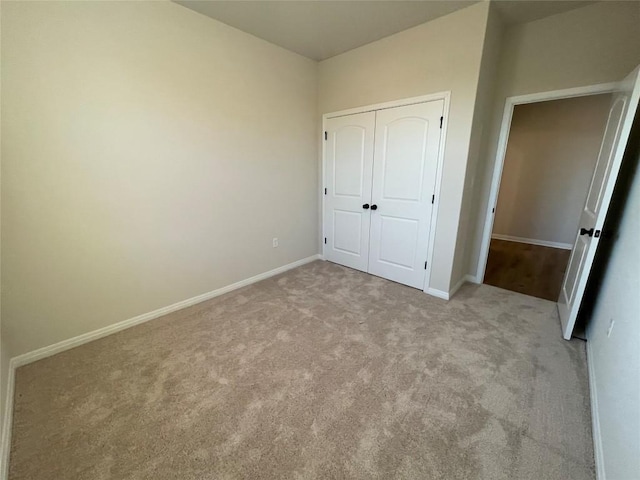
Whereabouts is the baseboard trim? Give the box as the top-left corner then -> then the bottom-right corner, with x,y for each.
0,359 -> 16,480
426,287 -> 449,300
11,254 -> 321,369
426,276 -> 470,301
448,276 -> 466,299
491,234 -> 572,250
586,340 -> 605,480
0,254 -> 322,478
464,274 -> 480,285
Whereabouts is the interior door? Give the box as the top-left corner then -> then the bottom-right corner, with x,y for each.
367,100 -> 444,289
558,66 -> 640,340
323,112 -> 375,272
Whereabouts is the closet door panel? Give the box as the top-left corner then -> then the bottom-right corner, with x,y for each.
368,100 -> 444,288
323,112 -> 375,272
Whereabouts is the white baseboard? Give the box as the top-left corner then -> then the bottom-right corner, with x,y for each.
448,276 -> 466,299
0,359 -> 16,480
0,254 -> 321,479
426,276 -> 470,301
491,234 -> 573,250
11,254 -> 321,368
426,287 -> 450,300
586,340 -> 605,480
465,274 -> 480,284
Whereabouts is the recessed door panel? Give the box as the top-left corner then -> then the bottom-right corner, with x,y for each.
323,112 -> 375,272
368,100 -> 444,289
382,118 -> 428,201
584,97 -> 626,216
334,126 -> 366,197
333,210 -> 362,255
378,216 -> 419,269
562,234 -> 588,304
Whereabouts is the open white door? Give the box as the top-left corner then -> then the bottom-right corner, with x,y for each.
323,112 -> 375,272
558,66 -> 640,340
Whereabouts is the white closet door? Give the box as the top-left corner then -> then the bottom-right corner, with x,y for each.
368,100 -> 444,289
323,112 -> 375,272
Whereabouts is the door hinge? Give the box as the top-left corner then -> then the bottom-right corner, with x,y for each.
324,237 -> 327,244
492,207 -> 495,213
440,116 -> 443,129
424,261 -> 427,270
324,188 -> 327,195
431,194 -> 435,204
324,131 -> 327,141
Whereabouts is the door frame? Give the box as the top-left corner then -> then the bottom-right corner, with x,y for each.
475,82 -> 620,284
321,91 -> 451,293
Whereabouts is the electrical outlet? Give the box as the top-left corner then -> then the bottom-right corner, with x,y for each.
606,319 -> 615,337
272,238 -> 279,248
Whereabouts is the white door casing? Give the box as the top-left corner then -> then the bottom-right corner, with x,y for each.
558,66 -> 640,340
323,112 -> 375,272
367,100 -> 444,289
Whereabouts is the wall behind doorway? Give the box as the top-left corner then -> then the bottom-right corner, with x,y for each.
493,94 -> 612,247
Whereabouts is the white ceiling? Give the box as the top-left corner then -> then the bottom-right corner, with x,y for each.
175,1 -> 597,61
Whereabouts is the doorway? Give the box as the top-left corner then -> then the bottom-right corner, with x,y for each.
476,66 -> 640,340
483,94 -> 613,301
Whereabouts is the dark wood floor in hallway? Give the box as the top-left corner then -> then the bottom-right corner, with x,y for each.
484,239 -> 572,301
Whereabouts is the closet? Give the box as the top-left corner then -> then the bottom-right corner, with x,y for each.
323,98 -> 445,289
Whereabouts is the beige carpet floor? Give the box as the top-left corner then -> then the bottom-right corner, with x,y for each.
9,261 -> 594,479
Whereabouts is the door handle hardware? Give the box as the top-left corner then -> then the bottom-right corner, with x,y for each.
362,204 -> 370,209
370,204 -> 378,211
580,227 -> 594,237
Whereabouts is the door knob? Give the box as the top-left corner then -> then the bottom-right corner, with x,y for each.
370,204 -> 378,211
362,204 -> 370,209
580,227 -> 594,237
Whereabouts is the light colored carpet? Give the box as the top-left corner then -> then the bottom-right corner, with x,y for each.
9,261 -> 594,479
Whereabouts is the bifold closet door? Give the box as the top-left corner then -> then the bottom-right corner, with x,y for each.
367,100 -> 444,289
323,112 -> 375,272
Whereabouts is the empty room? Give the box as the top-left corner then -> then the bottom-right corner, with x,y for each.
1,1 -> 639,479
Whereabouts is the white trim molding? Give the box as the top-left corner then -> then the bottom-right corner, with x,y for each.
323,92 -> 452,120
426,287 -> 450,300
448,276 -> 467,299
465,273 -> 481,285
491,234 -> 573,250
426,274 -> 470,301
586,340 -> 605,480
474,82 -> 620,284
0,254 -> 321,478
0,359 -> 16,480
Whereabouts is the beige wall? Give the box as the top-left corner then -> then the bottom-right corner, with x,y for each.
1,1 -> 318,356
318,2 -> 490,293
452,2 -> 503,286
493,95 -> 612,245
467,1 -> 640,277
587,147 -> 640,480
0,0 -> 6,449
